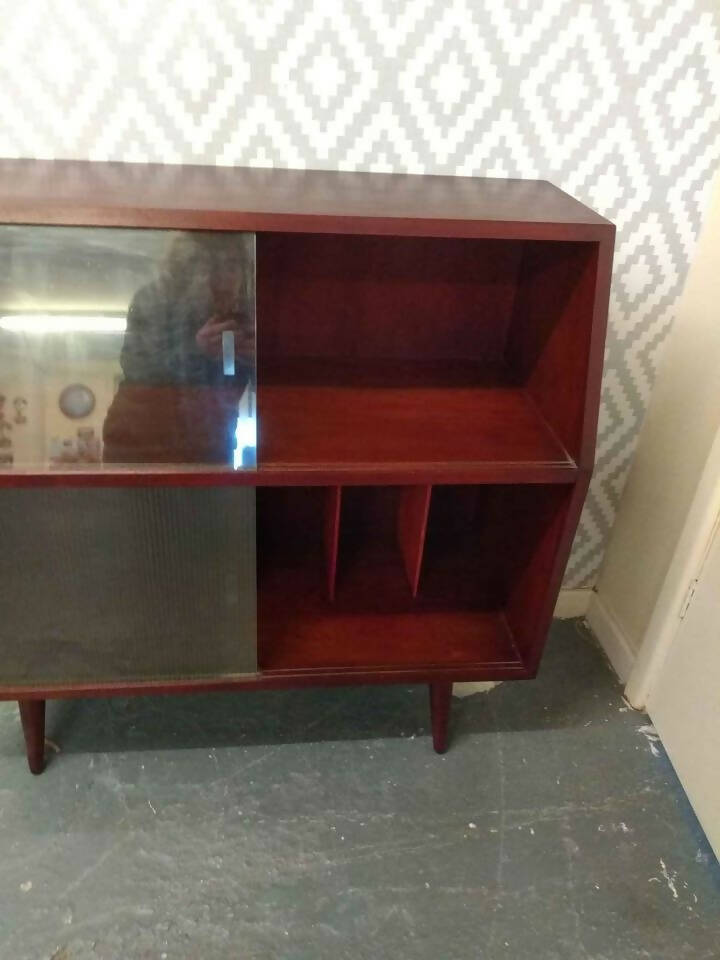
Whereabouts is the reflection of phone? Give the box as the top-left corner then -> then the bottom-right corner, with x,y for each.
222,330 -> 235,376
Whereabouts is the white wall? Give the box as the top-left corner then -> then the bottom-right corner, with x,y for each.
590,171 -> 720,676
0,351 -> 119,467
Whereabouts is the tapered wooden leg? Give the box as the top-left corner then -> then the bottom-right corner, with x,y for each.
18,700 -> 46,775
429,681 -> 452,754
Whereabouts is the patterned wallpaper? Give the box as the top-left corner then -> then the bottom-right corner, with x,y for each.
1,0 -> 719,586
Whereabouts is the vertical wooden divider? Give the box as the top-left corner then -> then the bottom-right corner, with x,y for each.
397,485 -> 432,599
324,486 -> 342,601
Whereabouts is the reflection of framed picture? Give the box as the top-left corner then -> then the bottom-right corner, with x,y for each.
59,384 -> 95,419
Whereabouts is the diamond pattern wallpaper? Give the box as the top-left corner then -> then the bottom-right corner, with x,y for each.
1,0 -> 719,586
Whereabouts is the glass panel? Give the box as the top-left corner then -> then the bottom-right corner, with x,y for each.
0,226 -> 256,472
0,487 -> 256,685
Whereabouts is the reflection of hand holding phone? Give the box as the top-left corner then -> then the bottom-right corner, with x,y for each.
196,313 -> 252,362
232,326 -> 254,361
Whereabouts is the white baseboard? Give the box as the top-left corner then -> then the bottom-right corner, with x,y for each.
585,592 -> 638,682
453,681 -> 500,698
554,588 -> 593,619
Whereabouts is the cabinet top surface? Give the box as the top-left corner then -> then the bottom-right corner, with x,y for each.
0,159 -> 613,237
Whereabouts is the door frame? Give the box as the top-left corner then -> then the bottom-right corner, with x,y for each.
625,420 -> 720,708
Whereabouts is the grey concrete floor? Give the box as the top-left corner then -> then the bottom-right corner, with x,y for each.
0,619 -> 718,960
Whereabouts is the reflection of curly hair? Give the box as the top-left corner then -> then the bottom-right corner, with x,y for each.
161,231 -> 254,306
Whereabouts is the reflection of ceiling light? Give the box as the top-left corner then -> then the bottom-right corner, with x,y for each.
0,314 -> 126,334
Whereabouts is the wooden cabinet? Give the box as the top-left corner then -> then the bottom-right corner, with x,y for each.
0,160 -> 614,772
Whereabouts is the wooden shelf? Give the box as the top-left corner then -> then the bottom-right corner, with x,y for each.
261,609 -> 523,675
258,359 -> 575,481
258,567 -> 524,676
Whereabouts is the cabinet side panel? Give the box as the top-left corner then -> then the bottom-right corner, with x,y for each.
504,478 -> 589,671
505,242 -> 599,463
0,487 -> 256,686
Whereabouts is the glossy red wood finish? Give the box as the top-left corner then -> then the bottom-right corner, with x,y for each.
256,234 -> 523,362
505,241 -> 600,465
397,485 -> 432,598
0,159 -> 612,238
506,471 -> 593,675
258,540 -> 523,674
259,598 -> 522,675
255,484 -> 570,679
18,700 -> 45,774
324,486 -> 342,601
259,374 -> 573,477
0,161 -> 614,768
429,682 -> 453,754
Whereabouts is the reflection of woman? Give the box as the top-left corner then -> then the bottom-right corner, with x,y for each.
120,232 -> 253,386
103,232 -> 254,464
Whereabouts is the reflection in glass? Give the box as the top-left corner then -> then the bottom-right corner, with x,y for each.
0,226 -> 256,471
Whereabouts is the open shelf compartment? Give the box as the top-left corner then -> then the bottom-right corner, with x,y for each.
257,483 -> 572,677
256,232 -> 599,479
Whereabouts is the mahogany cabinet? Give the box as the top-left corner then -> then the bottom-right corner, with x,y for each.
0,160 -> 614,772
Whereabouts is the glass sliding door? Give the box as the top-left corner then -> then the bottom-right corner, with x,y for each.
0,226 -> 257,684
0,225 -> 256,472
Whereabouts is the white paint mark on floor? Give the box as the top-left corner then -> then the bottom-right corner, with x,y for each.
659,859 -> 679,900
638,725 -> 662,757
20,880 -> 32,892
599,822 -> 633,835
